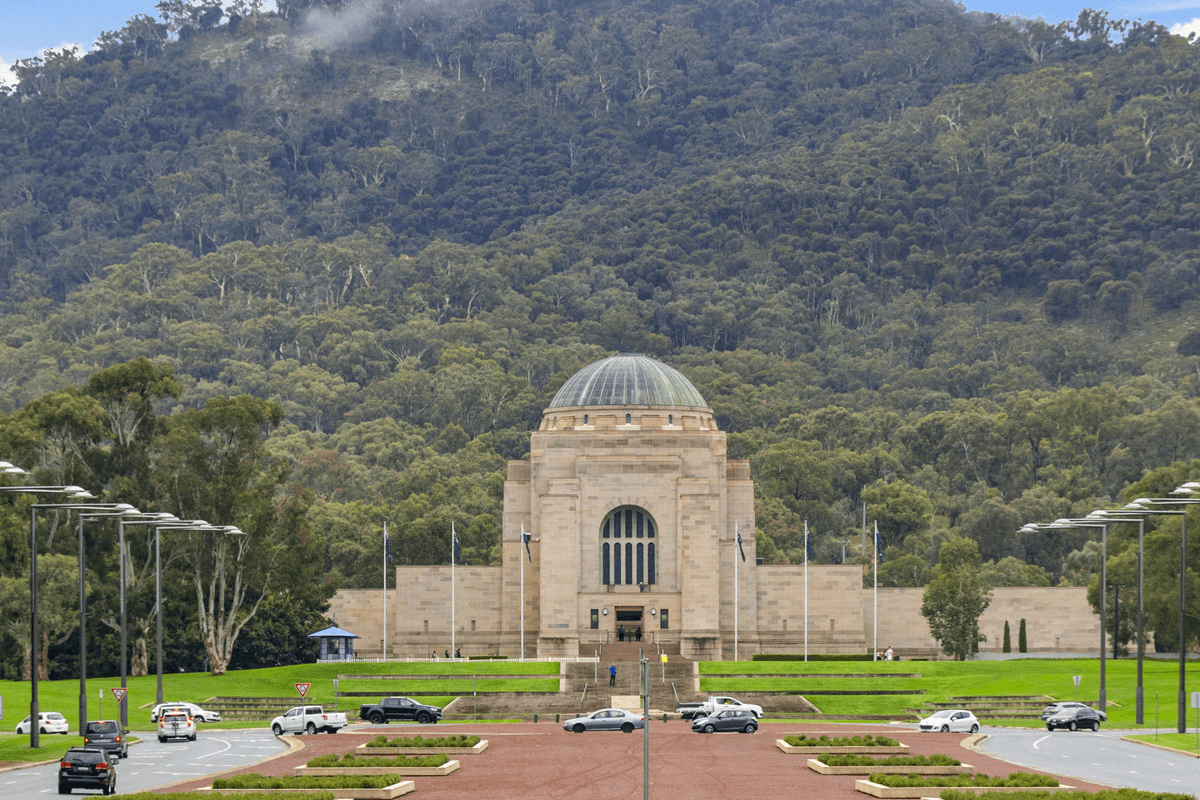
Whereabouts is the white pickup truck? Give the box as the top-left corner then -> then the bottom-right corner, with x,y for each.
270,705 -> 349,735
676,696 -> 764,720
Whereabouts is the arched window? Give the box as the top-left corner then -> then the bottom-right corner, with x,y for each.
600,507 -> 656,586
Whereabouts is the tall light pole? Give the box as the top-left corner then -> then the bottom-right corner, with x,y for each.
1128,486 -> 1199,734
0,471 -> 95,749
115,513 -> 177,729
70,504 -> 140,736
1088,507 -> 1147,724
155,521 -> 243,704
1050,518 -> 1110,712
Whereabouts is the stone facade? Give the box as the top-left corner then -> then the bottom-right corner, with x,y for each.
325,355 -> 1102,661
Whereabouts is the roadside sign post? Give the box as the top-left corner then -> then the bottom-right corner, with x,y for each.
295,682 -> 311,699
1191,692 -> 1200,745
1072,675 -> 1081,701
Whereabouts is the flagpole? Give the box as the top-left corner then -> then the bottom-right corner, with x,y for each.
451,521 -> 456,658
873,521 -> 878,661
382,520 -> 388,660
734,522 -> 739,661
804,520 -> 808,663
520,523 -> 525,661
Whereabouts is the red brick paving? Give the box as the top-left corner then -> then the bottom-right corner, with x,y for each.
161,722 -> 1113,798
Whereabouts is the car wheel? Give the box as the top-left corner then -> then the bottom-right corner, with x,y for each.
40,726 -> 47,734
306,722 -> 317,735
1093,722 -> 1100,731
1069,721 -> 1077,731
703,723 -> 716,734
102,781 -> 111,796
369,712 -> 384,725
159,736 -> 166,743
743,723 -> 757,734
58,782 -> 69,794
970,724 -> 979,734
621,722 -> 635,733
326,727 -> 337,733
573,723 -> 586,733
271,724 -> 283,737
940,725 -> 949,732
1046,724 -> 1054,731
417,712 -> 432,724
190,732 -> 197,741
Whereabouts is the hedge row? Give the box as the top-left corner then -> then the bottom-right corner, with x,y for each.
752,653 -> 874,662
784,734 -> 899,747
940,791 -> 1193,800
213,774 -> 400,789
868,772 -> 1059,788
306,753 -> 449,768
365,734 -> 481,748
819,754 -> 961,767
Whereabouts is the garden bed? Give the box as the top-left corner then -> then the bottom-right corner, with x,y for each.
203,783 -> 413,798
354,734 -> 487,755
295,753 -> 460,777
856,776 -> 1071,798
807,754 -> 971,776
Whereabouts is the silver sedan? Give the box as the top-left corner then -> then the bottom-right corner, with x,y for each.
563,708 -> 645,733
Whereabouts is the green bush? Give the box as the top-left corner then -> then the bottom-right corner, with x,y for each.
819,754 -> 960,767
1018,618 -> 1028,652
869,772 -> 1059,788
468,654 -> 507,660
783,734 -> 898,747
117,794 -> 336,800
1003,621 -> 1012,653
751,653 -> 874,661
214,774 -> 400,789
306,753 -> 449,768
941,791 -> 1194,800
366,734 -> 481,748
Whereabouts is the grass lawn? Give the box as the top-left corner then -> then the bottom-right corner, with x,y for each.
1125,732 -> 1200,755
699,657 -> 1200,728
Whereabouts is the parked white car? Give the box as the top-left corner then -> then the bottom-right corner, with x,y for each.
150,701 -> 221,723
918,708 -> 980,733
270,705 -> 349,735
158,708 -> 198,742
15,711 -> 70,735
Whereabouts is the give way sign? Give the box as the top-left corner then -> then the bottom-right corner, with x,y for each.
295,682 -> 311,698
110,687 -> 127,703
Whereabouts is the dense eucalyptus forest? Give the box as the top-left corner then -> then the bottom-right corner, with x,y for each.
3,0 -> 1200,676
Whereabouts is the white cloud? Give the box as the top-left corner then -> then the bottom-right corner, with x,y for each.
1169,16 -> 1200,38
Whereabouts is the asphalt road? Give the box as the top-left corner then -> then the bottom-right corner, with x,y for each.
0,729 -> 286,799
974,726 -> 1200,797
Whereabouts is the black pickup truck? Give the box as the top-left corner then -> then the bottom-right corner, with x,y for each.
358,696 -> 444,724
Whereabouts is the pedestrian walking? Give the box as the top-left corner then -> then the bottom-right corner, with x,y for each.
609,664 -> 616,686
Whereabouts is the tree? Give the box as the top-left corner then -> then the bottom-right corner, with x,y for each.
1018,618 -> 1027,652
1003,620 -> 1011,653
149,395 -> 316,674
921,537 -> 991,660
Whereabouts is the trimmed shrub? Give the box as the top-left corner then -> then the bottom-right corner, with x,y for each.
1003,620 -> 1011,653
941,790 -> 1194,800
366,734 -> 481,748
868,772 -> 1059,788
784,734 -> 899,747
214,774 -> 400,789
752,653 -> 874,662
1018,618 -> 1028,652
306,753 -> 449,769
818,754 -> 960,767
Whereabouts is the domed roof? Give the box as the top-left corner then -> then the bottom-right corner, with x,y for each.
549,354 -> 708,409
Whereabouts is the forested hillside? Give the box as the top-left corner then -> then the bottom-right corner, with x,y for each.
3,0 -> 1200,674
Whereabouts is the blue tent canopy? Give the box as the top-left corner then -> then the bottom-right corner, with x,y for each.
308,626 -> 359,661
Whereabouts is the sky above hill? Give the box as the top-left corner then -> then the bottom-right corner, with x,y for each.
1,1 -> 1200,84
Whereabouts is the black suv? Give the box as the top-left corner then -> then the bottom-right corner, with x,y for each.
58,746 -> 117,795
1045,705 -> 1101,731
82,720 -> 128,759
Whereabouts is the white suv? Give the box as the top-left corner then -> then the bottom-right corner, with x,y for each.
151,701 -> 221,723
158,708 -> 197,742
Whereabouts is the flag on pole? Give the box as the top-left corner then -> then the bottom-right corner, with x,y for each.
875,523 -> 884,563
452,522 -> 462,565
805,525 -> 815,563
736,530 -> 746,562
385,528 -> 393,565
521,524 -> 532,562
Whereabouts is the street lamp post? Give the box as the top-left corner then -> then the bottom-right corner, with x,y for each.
154,521 -> 243,705
71,505 -> 140,736
115,513 -> 177,730
0,472 -> 95,749
1049,518 -> 1110,712
1088,508 -> 1147,724
1128,486 -> 1199,734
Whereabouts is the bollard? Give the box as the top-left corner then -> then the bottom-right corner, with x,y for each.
533,713 -> 539,723
556,714 -> 561,722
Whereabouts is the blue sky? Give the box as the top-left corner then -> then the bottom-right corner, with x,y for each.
2,1 -> 1200,80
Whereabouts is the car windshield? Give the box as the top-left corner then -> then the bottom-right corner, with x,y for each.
65,750 -> 104,763
928,710 -> 953,718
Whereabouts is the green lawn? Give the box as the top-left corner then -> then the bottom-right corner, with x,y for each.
2,656 -> 1196,766
1125,732 -> 1200,755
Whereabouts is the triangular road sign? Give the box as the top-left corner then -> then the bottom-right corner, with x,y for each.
111,687 -> 127,702
295,682 -> 311,697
